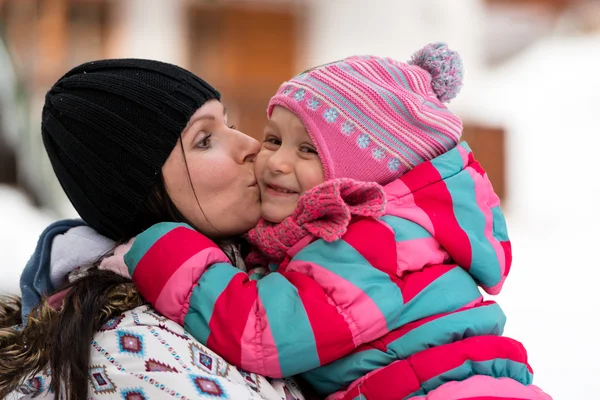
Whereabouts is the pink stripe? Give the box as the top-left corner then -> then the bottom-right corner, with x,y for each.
487,275 -> 508,296
154,247 -> 230,325
462,296 -> 485,309
238,298 -> 282,376
311,72 -> 430,165
329,63 -> 445,156
466,168 -> 507,293
286,260 -> 387,347
384,179 -> 436,234
315,67 -> 449,159
457,144 -> 470,165
409,376 -> 553,400
396,237 -> 448,277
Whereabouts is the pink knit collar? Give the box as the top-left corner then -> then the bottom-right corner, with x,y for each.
245,178 -> 386,264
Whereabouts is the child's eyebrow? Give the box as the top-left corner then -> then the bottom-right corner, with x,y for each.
265,119 -> 278,130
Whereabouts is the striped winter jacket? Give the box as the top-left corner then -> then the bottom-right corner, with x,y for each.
125,143 -> 532,399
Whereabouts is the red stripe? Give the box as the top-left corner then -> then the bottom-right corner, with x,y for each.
207,273 -> 258,367
339,359 -> 421,400
401,162 -> 473,270
468,151 -> 476,166
349,301 -> 494,355
378,300 -> 494,346
470,161 -> 487,178
340,336 -> 530,400
342,218 -> 397,278
401,264 -> 455,304
409,336 -> 530,382
132,226 -> 219,304
501,241 -> 512,278
351,338 -> 388,354
283,271 -> 355,365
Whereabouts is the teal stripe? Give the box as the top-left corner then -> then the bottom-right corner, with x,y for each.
492,206 -> 509,242
257,273 -> 319,376
294,239 -> 404,331
433,158 -> 502,288
388,303 -> 506,360
429,144 -> 464,179
380,215 -> 432,241
303,303 -> 506,395
379,89 -> 453,158
398,266 -> 481,327
125,222 -> 194,275
388,65 -> 459,140
405,359 -> 534,399
423,99 -> 448,111
376,58 -> 412,91
302,348 -> 396,395
183,263 -> 242,344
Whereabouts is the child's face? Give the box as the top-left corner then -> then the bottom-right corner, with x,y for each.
255,106 -> 325,223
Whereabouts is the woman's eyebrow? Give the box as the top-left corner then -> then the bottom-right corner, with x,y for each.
190,106 -> 226,124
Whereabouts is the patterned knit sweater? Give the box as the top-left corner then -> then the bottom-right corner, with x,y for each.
125,143 -> 535,399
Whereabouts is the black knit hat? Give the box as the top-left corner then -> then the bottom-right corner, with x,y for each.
42,59 -> 220,240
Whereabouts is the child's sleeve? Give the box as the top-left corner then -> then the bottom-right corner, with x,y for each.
126,221 -> 403,378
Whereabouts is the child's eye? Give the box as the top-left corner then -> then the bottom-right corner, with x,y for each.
299,145 -> 318,154
263,137 -> 281,147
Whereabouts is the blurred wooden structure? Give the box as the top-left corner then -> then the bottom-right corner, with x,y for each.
0,0 -> 300,140
462,124 -> 506,200
485,0 -> 571,10
0,0 -> 301,210
5,0 -> 586,206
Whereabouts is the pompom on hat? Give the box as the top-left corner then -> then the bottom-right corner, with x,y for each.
267,42 -> 464,185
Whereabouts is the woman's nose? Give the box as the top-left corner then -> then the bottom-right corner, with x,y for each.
237,131 -> 261,163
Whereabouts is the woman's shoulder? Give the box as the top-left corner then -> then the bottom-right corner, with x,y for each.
10,305 -> 307,399
89,305 -> 305,400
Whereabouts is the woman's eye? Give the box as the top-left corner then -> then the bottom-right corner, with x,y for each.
196,134 -> 212,149
229,125 -> 236,129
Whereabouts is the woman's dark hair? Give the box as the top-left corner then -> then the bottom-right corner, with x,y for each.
0,149 -> 226,399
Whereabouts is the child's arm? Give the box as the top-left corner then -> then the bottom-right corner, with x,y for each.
126,221 -> 403,378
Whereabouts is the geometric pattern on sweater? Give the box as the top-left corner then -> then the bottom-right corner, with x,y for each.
11,305 -> 306,400
89,365 -> 117,394
116,330 -> 145,358
100,315 -> 124,332
120,387 -> 148,400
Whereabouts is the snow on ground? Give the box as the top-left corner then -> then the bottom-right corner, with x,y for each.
0,185 -> 54,296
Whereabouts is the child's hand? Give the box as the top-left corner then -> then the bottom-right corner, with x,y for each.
98,238 -> 135,279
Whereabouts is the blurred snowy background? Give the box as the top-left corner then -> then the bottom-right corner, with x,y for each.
2,0 -> 599,398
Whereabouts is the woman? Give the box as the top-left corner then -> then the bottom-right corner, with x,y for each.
0,59 -> 309,400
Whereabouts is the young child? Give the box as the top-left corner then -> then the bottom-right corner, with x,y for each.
125,43 -> 551,399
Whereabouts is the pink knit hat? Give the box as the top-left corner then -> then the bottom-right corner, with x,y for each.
267,42 -> 464,185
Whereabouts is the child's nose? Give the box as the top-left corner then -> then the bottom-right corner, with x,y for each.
267,150 -> 293,174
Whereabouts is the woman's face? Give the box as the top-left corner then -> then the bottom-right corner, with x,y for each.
162,100 -> 261,239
